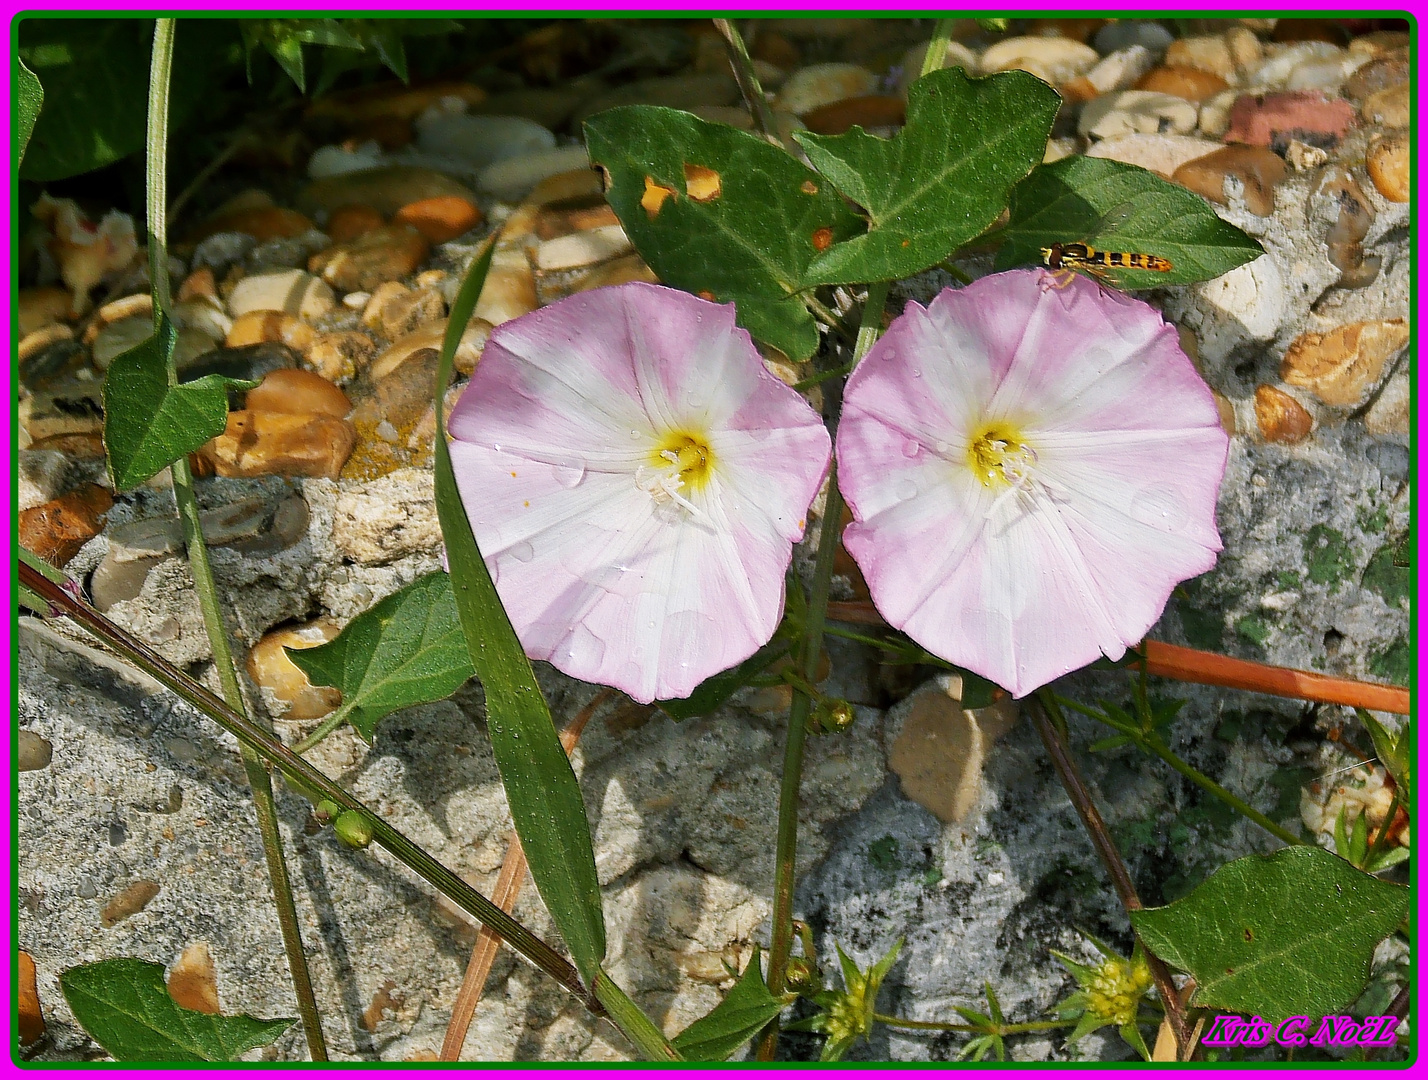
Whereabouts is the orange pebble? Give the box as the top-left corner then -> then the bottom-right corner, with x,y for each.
392,196 -> 484,244
326,203 -> 386,243
245,367 -> 352,419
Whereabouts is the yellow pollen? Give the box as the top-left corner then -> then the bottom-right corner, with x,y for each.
651,432 -> 714,491
967,421 -> 1034,488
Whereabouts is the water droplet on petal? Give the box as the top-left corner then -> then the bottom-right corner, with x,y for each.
629,428 -> 643,439
911,368 -> 922,378
935,439 -> 951,454
552,458 -> 586,488
881,348 -> 896,361
896,478 -> 918,500
510,542 -> 535,562
1130,485 -> 1188,532
901,439 -> 921,458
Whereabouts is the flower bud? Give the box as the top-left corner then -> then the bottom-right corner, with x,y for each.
785,957 -> 821,994
333,809 -> 374,849
314,799 -> 341,824
813,698 -> 855,734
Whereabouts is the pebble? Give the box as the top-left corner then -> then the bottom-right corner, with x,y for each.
897,40 -> 979,92
18,323 -> 73,363
526,167 -> 605,209
92,315 -> 213,371
392,196 -> 483,244
801,95 -> 906,136
1194,256 -> 1286,364
1285,55 -> 1364,92
228,270 -> 336,320
107,499 -> 272,564
1061,45 -> 1156,102
190,232 -> 256,275
1363,371 -> 1409,437
18,449 -> 68,511
1245,41 -> 1343,87
1195,88 -> 1240,137
21,387 -> 104,442
307,79 -> 486,126
18,952 -> 43,1046
1172,144 -> 1287,216
576,73 -> 741,125
1164,35 -> 1235,80
91,553 -> 164,612
246,368 -> 352,418
1280,319 -> 1409,408
27,432 -> 105,460
331,468 -> 440,564
299,166 -> 480,219
170,296 -> 233,343
354,349 -> 441,429
472,249 -> 538,325
1135,65 -> 1229,102
309,224 -> 430,293
369,283 -> 447,339
200,411 -> 357,479
246,229 -> 333,274
167,942 -> 221,1015
1223,91 -> 1356,148
1361,83 -> 1408,128
100,880 -> 161,928
1225,27 -> 1264,80
225,311 -> 316,356
980,36 -> 1098,86
193,205 -> 314,244
181,341 -> 302,385
1094,20 -> 1173,55
1078,90 -> 1198,139
307,141 -> 385,180
566,253 -> 661,295
1086,133 -> 1220,177
415,111 -> 556,169
472,87 -> 586,130
18,730 -> 53,771
535,224 -> 633,272
247,620 -> 343,720
1366,133 -> 1408,202
536,202 -> 618,241
774,63 -> 880,116
1343,55 -> 1407,101
93,292 -> 153,329
477,145 -> 595,203
327,204 -> 387,243
18,286 -> 73,337
1254,384 -> 1313,443
308,331 -> 377,383
19,484 -> 114,567
1283,138 -> 1329,170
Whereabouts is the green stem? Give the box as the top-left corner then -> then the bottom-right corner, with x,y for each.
289,705 -> 352,755
792,358 -> 857,392
712,18 -> 780,146
758,281 -> 890,1062
147,19 -> 326,1059
19,562 -> 603,1017
918,19 -> 957,79
1364,791 -> 1401,866
592,971 -> 683,1061
1052,693 -> 1305,848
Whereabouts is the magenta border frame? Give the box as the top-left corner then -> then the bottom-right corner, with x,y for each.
4,3 -> 1420,1076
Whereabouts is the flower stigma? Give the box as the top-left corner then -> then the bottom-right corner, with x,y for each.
967,420 -> 1037,489
635,431 -> 714,516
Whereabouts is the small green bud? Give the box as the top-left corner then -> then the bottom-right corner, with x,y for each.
333,809 -> 374,849
314,799 -> 341,824
785,956 -> 821,994
812,698 -> 855,734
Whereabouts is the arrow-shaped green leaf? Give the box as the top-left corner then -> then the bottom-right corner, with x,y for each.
285,571 -> 476,743
795,66 -> 1059,285
585,106 -> 864,360
60,958 -> 293,1062
102,314 -> 256,492
672,950 -> 788,1061
16,55 -> 43,165
994,155 -> 1265,288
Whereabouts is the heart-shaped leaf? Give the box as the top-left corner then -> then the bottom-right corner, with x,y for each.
1130,846 -> 1410,1021
672,950 -> 787,1061
102,314 -> 256,492
994,155 -> 1265,288
795,67 -> 1060,285
16,55 -> 43,165
433,240 -> 607,985
584,107 -> 864,360
284,571 -> 475,743
60,959 -> 293,1061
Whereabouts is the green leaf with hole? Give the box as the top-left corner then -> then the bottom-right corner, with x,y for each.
102,314 -> 257,492
284,571 -> 475,743
1130,847 -> 1410,1021
60,959 -> 293,1062
794,67 -> 1059,285
585,107 -> 864,360
673,950 -> 787,1061
16,55 -> 43,165
432,239 -> 606,985
995,155 -> 1265,288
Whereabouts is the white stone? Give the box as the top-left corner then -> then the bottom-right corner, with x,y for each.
1191,255 -> 1287,365
1079,90 -> 1199,139
1081,45 -> 1156,95
416,112 -> 556,170
980,36 -> 1098,85
898,39 -> 979,92
91,315 -> 214,371
331,468 -> 440,565
18,450 -> 68,511
307,141 -> 384,180
773,62 -> 879,116
1085,133 -> 1221,176
477,145 -> 593,202
1196,88 -> 1241,137
535,225 -> 632,272
227,269 -> 336,321
1244,41 -> 1342,89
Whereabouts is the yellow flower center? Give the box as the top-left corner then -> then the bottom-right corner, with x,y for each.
636,431 -> 715,516
967,420 -> 1036,489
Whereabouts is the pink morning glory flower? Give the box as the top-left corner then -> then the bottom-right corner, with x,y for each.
836,269 -> 1229,698
447,282 -> 831,704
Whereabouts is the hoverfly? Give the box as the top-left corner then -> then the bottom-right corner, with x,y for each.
1040,203 -> 1173,289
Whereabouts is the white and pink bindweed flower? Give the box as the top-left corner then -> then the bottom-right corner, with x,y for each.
447,282 -> 831,704
837,269 -> 1229,697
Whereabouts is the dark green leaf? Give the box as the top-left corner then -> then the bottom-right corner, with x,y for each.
59,959 -> 293,1062
102,315 -> 257,492
958,670 -> 999,710
266,31 -> 308,93
794,67 -> 1059,284
284,572 -> 475,743
995,155 -> 1265,288
15,55 -> 43,165
657,639 -> 789,721
289,19 -> 363,49
584,107 -> 864,360
1130,846 -> 1411,1020
364,22 -> 410,82
433,240 -> 607,984
672,950 -> 787,1061
1357,708 -> 1412,804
